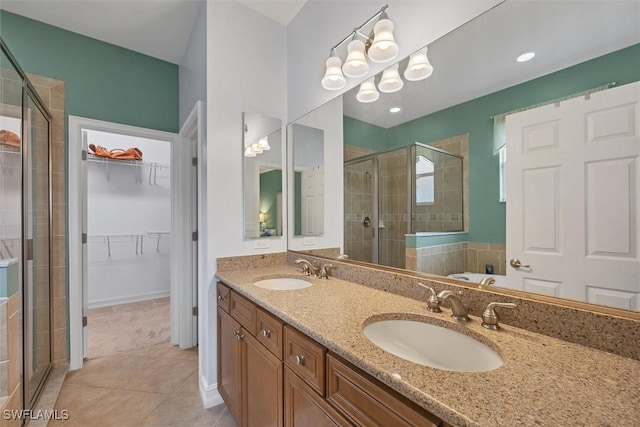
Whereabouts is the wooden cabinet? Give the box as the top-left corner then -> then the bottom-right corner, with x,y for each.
217,285 -> 283,427
327,354 -> 441,427
284,367 -> 350,427
217,308 -> 242,423
217,281 -> 446,427
284,325 -> 326,396
242,331 -> 283,427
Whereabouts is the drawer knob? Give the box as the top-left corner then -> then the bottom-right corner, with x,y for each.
232,330 -> 243,341
294,355 -> 305,365
261,329 -> 271,338
217,294 -> 226,301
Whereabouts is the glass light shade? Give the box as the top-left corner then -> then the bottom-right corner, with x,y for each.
368,19 -> 399,63
342,40 -> 369,78
244,147 -> 256,157
378,64 -> 404,93
251,143 -> 263,154
404,47 -> 434,81
257,137 -> 270,150
356,77 -> 380,103
321,56 -> 347,90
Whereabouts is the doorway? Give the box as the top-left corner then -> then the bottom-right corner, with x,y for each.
68,116 -> 195,369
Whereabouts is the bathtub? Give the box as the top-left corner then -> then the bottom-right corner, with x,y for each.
447,272 -> 507,287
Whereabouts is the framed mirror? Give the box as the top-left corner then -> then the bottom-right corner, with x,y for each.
243,112 -> 283,238
286,0 -> 640,313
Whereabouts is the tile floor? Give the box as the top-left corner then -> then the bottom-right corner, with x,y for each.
47,299 -> 236,427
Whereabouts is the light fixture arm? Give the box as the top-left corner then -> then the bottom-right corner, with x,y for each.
329,4 -> 389,53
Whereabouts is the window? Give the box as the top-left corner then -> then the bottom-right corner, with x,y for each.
416,155 -> 434,205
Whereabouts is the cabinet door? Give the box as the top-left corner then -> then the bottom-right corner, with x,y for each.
285,368 -> 351,427
218,308 -> 242,425
242,332 -> 283,427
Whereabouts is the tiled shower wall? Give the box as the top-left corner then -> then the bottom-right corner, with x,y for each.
27,73 -> 67,367
378,149 -> 407,269
344,158 -> 375,263
406,241 -> 507,276
413,134 -> 468,232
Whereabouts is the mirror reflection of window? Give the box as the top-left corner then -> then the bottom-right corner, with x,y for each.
416,155 -> 434,205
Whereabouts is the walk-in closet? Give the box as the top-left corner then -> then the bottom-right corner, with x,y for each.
84,131 -> 171,358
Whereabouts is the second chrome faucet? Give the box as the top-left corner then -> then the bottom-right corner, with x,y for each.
418,283 -> 470,322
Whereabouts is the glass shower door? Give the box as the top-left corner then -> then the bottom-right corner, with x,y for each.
377,148 -> 408,269
344,158 -> 377,263
24,91 -> 52,408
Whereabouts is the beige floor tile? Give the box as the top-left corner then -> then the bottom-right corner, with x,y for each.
123,340 -> 198,361
49,383 -> 165,427
140,391 -> 225,427
213,407 -> 238,427
66,354 -> 197,394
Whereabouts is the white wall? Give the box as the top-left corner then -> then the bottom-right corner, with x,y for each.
202,0 -> 287,406
286,0 -> 502,122
179,0 -> 207,126
86,131 -> 171,307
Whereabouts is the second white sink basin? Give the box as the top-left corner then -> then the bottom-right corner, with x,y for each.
363,319 -> 503,372
253,277 -> 312,291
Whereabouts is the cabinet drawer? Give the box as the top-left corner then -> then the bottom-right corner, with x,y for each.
327,354 -> 441,427
256,308 -> 284,359
284,326 -> 326,396
230,291 -> 257,336
217,282 -> 231,313
285,368 -> 351,427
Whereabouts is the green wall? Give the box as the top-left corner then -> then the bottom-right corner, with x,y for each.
343,116 -> 388,152
0,10 -> 179,133
347,44 -> 640,244
259,169 -> 282,230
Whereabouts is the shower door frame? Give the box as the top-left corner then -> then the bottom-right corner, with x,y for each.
1,38 -> 55,413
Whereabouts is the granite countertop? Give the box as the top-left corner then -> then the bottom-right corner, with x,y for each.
216,265 -> 640,427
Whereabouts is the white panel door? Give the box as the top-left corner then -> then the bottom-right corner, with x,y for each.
301,166 -> 325,235
506,82 -> 640,310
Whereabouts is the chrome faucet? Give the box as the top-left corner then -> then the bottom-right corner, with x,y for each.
480,277 -> 496,286
294,258 -> 319,276
319,263 -> 333,280
482,302 -> 517,330
437,290 -> 470,322
417,283 -> 442,313
336,254 -> 349,260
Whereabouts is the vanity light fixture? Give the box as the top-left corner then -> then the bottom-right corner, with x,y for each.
321,49 -> 347,90
257,137 -> 270,151
517,52 -> 535,62
343,39 -> 370,78
404,47 -> 433,81
356,77 -> 380,103
321,5 -> 397,90
378,63 -> 404,93
368,13 -> 399,63
250,142 -> 263,155
244,147 -> 256,157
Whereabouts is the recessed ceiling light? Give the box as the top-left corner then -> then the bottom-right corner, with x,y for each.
517,52 -> 535,62
389,107 -> 401,113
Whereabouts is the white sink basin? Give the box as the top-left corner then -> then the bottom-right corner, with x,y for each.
363,319 -> 503,372
253,277 -> 312,291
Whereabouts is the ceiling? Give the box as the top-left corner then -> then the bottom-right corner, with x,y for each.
0,0 -> 307,64
342,0 -> 640,128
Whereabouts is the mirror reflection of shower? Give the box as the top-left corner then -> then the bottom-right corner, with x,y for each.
344,143 -> 463,268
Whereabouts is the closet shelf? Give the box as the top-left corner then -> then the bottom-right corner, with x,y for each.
88,232 -> 171,257
87,153 -> 170,184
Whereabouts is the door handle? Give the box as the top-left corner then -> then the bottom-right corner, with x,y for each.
509,258 -> 530,268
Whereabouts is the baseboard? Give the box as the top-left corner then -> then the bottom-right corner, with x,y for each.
199,374 -> 224,409
87,290 -> 170,309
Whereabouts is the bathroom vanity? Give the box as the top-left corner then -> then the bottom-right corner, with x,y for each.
215,259 -> 640,427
